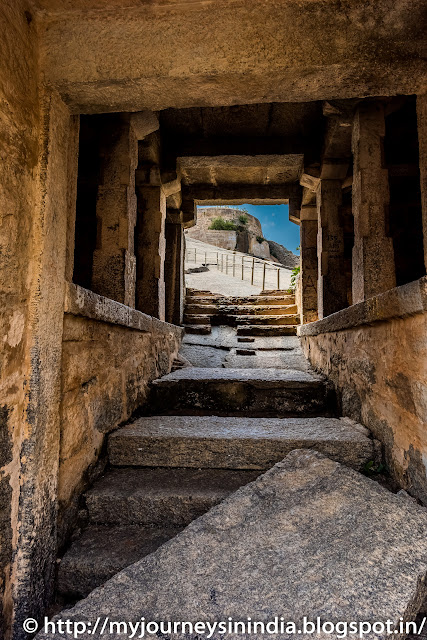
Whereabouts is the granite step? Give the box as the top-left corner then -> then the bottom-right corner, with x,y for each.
185,294 -> 295,306
85,467 -> 259,526
223,350 -> 310,371
108,415 -> 375,470
235,314 -> 300,325
185,304 -> 298,316
43,450 -> 427,640
57,525 -> 183,599
237,324 -> 298,336
183,324 -> 211,335
147,367 -> 331,416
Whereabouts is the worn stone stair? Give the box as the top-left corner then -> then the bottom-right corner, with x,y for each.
148,368 -> 333,416
56,362 -> 376,602
108,415 -> 375,470
183,288 -> 299,335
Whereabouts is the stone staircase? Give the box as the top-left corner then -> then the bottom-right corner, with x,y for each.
183,288 -> 299,336
57,364 -> 377,602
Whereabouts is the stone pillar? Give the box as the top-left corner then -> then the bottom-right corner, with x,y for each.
135,182 -> 167,320
317,179 -> 347,318
416,94 -> 427,272
165,211 -> 185,325
352,102 -> 396,303
300,206 -> 318,323
91,114 -> 138,307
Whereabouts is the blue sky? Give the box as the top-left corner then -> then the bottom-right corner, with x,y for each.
218,204 -> 300,254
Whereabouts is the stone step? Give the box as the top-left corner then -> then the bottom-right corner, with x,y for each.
147,367 -> 331,416
108,415 -> 374,469
185,304 -> 298,316
223,351 -> 310,371
237,324 -> 298,336
57,525 -> 183,599
85,468 -> 259,526
183,324 -> 211,335
44,449 -> 427,639
184,314 -> 299,326
183,314 -> 213,325
236,314 -> 300,325
185,295 -> 295,306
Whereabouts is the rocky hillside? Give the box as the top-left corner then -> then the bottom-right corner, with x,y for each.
268,240 -> 299,269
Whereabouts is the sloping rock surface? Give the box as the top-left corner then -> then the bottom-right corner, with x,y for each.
39,450 -> 427,640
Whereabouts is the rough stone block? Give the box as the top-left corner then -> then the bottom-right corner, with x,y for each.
85,468 -> 259,526
40,451 -> 427,639
108,415 -> 374,470
148,368 -> 326,416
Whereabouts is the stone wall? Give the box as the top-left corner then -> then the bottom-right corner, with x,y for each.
249,236 -> 270,259
58,284 -> 183,545
0,4 -> 42,635
299,277 -> 427,504
186,207 -> 271,258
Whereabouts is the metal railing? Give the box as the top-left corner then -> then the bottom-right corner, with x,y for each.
185,246 -> 290,290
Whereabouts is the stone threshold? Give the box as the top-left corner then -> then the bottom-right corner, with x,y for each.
64,282 -> 183,337
298,275 -> 427,337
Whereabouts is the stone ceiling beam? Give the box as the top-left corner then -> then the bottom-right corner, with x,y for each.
36,1 -> 426,113
182,183 -> 296,205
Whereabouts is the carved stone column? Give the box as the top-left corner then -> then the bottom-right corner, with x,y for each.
300,206 -> 318,323
317,179 -> 347,318
165,210 -> 185,325
352,102 -> 396,303
91,114 -> 137,306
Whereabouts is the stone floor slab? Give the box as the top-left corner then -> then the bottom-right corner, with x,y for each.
39,450 -> 427,639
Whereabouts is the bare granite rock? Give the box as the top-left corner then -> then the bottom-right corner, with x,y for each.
38,450 -> 427,640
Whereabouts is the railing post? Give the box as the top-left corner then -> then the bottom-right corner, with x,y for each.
251,258 -> 255,285
277,268 -> 280,290
216,252 -> 219,267
262,262 -> 266,290
241,256 -> 244,280
205,251 -> 207,265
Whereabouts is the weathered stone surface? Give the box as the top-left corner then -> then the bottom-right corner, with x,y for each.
37,1 -> 426,113
180,344 -> 227,368
108,415 -> 374,470
300,280 -> 427,505
58,307 -> 182,547
237,325 -> 298,336
85,468 -> 259,526
299,275 -> 427,336
57,525 -> 183,599
223,351 -> 310,371
183,326 -> 300,350
38,451 -> 427,640
148,367 -> 329,416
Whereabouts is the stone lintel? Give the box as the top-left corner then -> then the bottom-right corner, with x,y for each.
298,275 -> 427,336
64,282 -> 184,336
183,183 -> 294,204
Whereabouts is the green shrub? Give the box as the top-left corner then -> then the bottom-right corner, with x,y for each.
290,265 -> 300,290
238,214 -> 248,225
256,235 -> 266,244
208,217 -> 237,231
